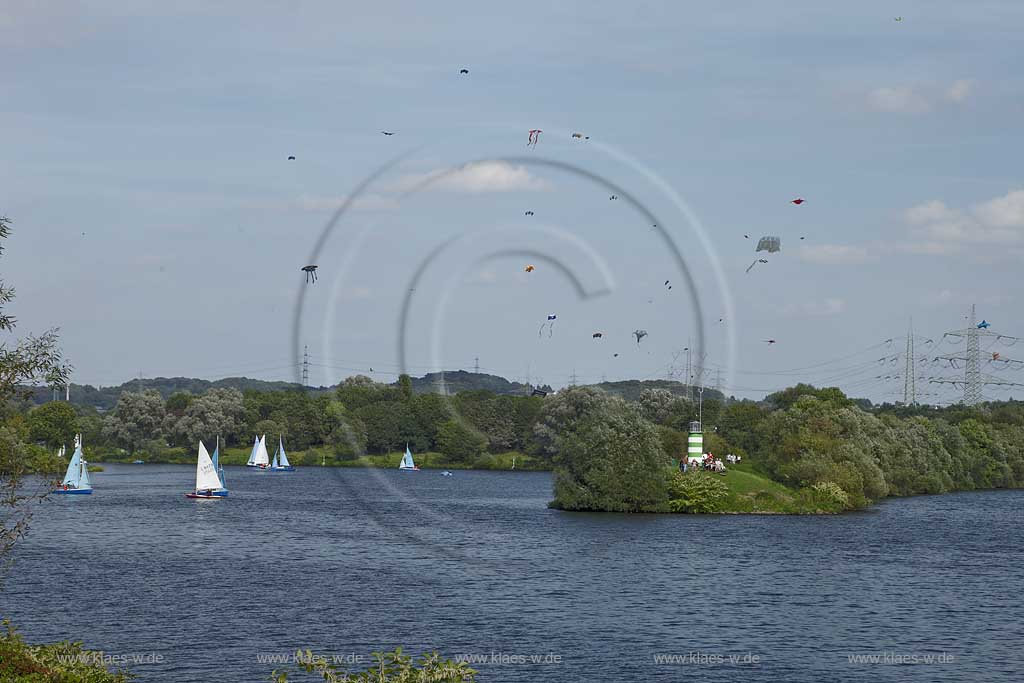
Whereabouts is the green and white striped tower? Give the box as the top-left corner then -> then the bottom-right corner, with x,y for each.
687,420 -> 703,464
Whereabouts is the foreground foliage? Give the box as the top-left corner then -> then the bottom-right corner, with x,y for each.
270,648 -> 476,683
0,621 -> 133,683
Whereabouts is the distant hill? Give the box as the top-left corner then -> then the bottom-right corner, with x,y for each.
590,379 -> 726,403
407,371 -> 551,396
28,377 -> 330,412
27,371 -> 551,411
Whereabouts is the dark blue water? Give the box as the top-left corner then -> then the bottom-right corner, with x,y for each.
4,464 -> 1022,682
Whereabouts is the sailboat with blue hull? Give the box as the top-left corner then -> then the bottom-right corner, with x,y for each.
245,435 -> 260,467
185,440 -> 227,499
399,444 -> 419,471
54,435 -> 92,495
270,437 -> 295,472
210,437 -> 228,496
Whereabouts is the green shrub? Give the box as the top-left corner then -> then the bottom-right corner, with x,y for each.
0,621 -> 134,682
795,481 -> 850,512
270,647 -> 476,682
667,470 -> 729,513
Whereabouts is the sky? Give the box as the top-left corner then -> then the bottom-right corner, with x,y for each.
3,0 -> 1023,404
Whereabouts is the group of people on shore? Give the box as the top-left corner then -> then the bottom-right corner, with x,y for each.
680,453 -> 740,474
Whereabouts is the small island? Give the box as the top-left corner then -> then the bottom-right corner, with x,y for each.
541,384 -> 1024,514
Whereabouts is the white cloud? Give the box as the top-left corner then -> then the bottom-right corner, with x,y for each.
392,161 -> 550,194
295,194 -> 397,212
946,79 -> 972,103
904,188 -> 1024,247
866,79 -> 974,113
470,268 -> 498,285
339,286 -> 372,301
974,189 -> 1024,229
781,298 -> 846,317
867,86 -> 931,114
797,244 -> 871,264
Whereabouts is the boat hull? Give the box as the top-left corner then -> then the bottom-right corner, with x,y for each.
53,488 -> 92,495
399,466 -> 420,471
270,466 -> 295,472
185,493 -> 223,499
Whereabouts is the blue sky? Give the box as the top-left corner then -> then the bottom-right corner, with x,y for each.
3,1 -> 1023,403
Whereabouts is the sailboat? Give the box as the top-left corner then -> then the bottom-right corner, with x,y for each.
270,436 -> 295,472
53,434 -> 92,495
398,444 -> 419,471
253,432 -> 270,471
245,435 -> 260,467
185,440 -> 227,499
211,436 -> 228,493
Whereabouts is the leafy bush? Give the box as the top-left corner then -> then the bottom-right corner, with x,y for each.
667,470 -> 729,513
795,481 -> 850,512
270,648 -> 476,682
0,621 -> 134,682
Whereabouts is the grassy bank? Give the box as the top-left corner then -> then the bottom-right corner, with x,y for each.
97,446 -> 550,471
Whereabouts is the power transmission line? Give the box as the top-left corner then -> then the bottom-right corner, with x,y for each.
930,304 -> 1024,405
904,319 -> 916,406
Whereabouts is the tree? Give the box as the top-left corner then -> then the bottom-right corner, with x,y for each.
0,214 -> 71,571
27,401 -> 78,449
103,390 -> 165,454
637,388 -> 677,425
169,388 -> 246,446
436,418 -> 488,462
165,391 -> 194,415
533,386 -> 618,457
542,387 -> 671,512
398,373 -> 413,401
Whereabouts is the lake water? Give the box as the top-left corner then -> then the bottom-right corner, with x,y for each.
4,463 -> 1023,682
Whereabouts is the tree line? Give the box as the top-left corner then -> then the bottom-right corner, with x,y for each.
16,360 -> 1024,512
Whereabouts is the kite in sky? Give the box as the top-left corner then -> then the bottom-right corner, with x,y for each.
745,258 -> 770,274
756,236 -> 782,253
287,155 -> 295,160
525,211 -> 534,216
302,265 -> 318,283
764,339 -> 777,344
791,198 -> 805,205
460,68 -> 469,74
978,320 -> 991,329
527,129 -> 542,147
993,352 -> 1001,361
592,332 -> 603,339
634,329 -> 648,344
609,195 -> 618,200
613,353 -> 619,357
539,314 -> 557,338
381,131 -> 394,136
524,265 -> 535,272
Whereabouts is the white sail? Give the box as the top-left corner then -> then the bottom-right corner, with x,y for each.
195,441 -> 223,491
61,445 -> 83,487
78,458 -> 92,489
254,435 -> 270,465
399,446 -> 416,469
278,437 -> 291,467
246,435 -> 259,465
